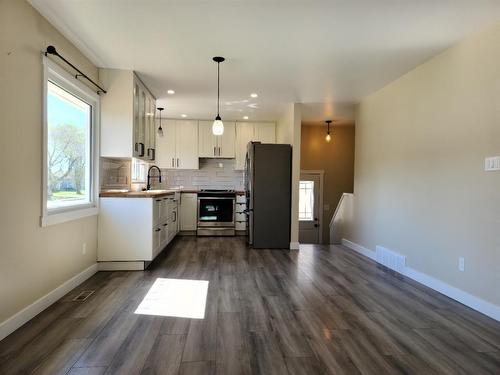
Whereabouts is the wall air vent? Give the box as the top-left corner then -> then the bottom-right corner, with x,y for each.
375,246 -> 407,274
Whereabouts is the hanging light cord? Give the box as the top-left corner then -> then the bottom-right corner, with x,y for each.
217,61 -> 220,117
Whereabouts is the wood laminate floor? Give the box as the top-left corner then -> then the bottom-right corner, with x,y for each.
1,237 -> 500,374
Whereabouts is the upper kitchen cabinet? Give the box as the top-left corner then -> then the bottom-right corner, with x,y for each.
156,120 -> 199,169
253,122 -> 276,143
235,122 -> 254,170
234,122 -> 276,170
198,121 -> 236,158
100,69 -> 156,161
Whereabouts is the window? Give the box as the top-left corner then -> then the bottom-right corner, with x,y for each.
42,58 -> 99,226
299,180 -> 314,221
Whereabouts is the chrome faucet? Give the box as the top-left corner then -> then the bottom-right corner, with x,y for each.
146,165 -> 162,190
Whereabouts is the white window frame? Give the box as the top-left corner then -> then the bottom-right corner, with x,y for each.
41,57 -> 100,227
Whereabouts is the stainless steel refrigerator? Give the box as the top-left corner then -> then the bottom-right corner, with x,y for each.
245,142 -> 292,248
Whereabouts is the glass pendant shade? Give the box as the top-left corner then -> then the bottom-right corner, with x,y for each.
325,133 -> 331,142
212,115 -> 224,135
158,126 -> 164,137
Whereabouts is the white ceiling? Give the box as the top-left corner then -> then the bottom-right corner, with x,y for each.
32,0 -> 500,123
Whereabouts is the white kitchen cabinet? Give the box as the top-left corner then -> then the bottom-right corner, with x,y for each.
157,120 -> 199,169
198,121 -> 236,158
235,193 -> 247,232
100,69 -> 156,161
235,122 -> 254,170
253,122 -> 276,143
233,122 -> 276,170
180,193 -> 197,231
98,193 -> 179,270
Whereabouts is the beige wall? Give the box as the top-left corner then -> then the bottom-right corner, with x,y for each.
346,23 -> 500,306
301,125 -> 355,243
0,0 -> 98,323
277,103 -> 302,247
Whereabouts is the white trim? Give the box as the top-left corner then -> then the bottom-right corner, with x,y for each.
41,207 -> 98,227
300,170 -> 324,243
341,238 -> 376,260
98,261 -> 146,271
290,241 -> 300,250
341,239 -> 500,322
0,264 -> 98,341
41,57 -> 100,227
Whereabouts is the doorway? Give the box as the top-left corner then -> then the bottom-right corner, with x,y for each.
298,171 -> 323,244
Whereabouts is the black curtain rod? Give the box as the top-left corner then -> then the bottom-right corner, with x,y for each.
45,45 -> 107,94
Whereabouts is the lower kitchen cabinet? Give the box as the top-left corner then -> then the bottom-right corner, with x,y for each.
180,193 -> 197,231
98,193 -> 179,270
235,193 -> 247,232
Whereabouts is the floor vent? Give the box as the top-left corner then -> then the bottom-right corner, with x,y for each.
72,290 -> 95,302
375,246 -> 406,273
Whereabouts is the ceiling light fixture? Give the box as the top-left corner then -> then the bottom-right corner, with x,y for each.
181,114 -> 187,118
250,93 -> 258,98
243,116 -> 249,120
167,89 -> 175,95
212,56 -> 225,135
157,107 -> 164,136
325,120 -> 332,142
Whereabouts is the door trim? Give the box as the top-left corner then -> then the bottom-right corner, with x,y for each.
300,170 -> 324,244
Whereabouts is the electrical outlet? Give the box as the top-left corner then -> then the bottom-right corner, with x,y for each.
82,243 -> 87,255
458,257 -> 465,272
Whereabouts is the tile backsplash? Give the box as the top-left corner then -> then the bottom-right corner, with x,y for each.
158,159 -> 244,190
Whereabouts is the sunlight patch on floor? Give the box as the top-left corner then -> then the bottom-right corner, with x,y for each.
134,278 -> 209,319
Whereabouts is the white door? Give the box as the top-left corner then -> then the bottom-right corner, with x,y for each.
198,120 -> 217,157
253,122 -> 275,143
235,122 -> 254,170
298,173 -> 321,244
156,119 -> 176,168
217,121 -> 236,158
176,120 -> 199,169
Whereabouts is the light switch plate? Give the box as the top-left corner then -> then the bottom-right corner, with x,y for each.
485,156 -> 500,171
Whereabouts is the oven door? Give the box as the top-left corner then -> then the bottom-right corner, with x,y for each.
197,197 -> 235,227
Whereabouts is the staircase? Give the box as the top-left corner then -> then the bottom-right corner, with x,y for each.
329,193 -> 354,244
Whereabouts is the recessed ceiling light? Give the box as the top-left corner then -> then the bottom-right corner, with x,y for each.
243,116 -> 249,120
250,93 -> 258,98
167,89 -> 175,95
181,114 -> 187,118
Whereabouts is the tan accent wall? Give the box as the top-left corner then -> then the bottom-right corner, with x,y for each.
346,23 -> 500,306
0,0 -> 99,322
300,125 -> 355,243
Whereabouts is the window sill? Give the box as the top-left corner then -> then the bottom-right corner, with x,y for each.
41,207 -> 99,227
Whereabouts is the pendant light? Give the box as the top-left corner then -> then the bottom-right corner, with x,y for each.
325,120 -> 332,142
212,56 -> 225,135
157,107 -> 164,136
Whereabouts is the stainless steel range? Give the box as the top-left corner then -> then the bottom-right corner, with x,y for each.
197,189 -> 236,236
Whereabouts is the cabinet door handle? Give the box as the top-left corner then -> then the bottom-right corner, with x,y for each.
173,211 -> 177,222
163,223 -> 168,227
171,158 -> 174,167
177,158 -> 179,167
139,143 -> 145,157
155,228 -> 161,232
213,146 -> 216,157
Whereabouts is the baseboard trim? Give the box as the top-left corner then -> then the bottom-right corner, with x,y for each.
341,239 -> 500,322
98,261 -> 145,271
290,242 -> 300,250
0,263 -> 98,341
341,239 -> 376,261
